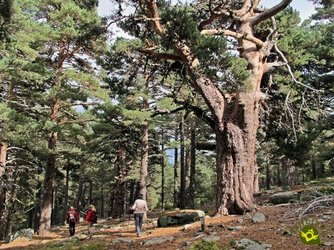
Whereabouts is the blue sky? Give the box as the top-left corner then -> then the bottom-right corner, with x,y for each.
98,0 -> 315,20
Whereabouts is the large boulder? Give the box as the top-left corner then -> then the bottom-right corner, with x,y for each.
157,209 -> 205,227
10,228 -> 34,242
269,191 -> 299,205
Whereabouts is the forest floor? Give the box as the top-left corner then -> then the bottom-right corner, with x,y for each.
0,182 -> 333,250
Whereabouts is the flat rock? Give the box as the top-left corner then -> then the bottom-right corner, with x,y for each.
232,238 -> 272,250
269,191 -> 299,205
157,209 -> 205,227
112,237 -> 135,244
203,235 -> 220,242
142,236 -> 174,246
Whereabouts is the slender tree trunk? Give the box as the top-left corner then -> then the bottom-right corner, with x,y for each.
128,180 -> 137,209
161,129 -> 165,210
0,142 -> 7,177
140,122 -> 149,199
179,118 -> 187,209
319,162 -> 325,178
39,147 -> 57,235
0,185 -> 10,240
63,168 -> 69,224
52,187 -> 58,225
188,125 -> 196,208
185,138 -> 191,207
100,185 -> 104,218
112,145 -> 126,218
76,162 -> 84,213
253,163 -> 259,193
266,162 -> 270,190
34,181 -> 42,233
109,191 -> 114,217
88,180 -> 93,205
0,169 -> 18,240
0,142 -> 8,240
173,128 -> 179,208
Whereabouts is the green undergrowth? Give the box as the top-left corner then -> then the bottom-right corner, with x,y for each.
39,239 -> 107,250
190,240 -> 228,250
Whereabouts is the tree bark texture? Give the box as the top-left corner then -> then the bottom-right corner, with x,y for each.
0,167 -> 18,240
161,129 -> 165,210
173,128 -> 179,208
39,91 -> 61,234
39,148 -> 56,235
63,168 -> 69,224
100,185 -> 105,218
76,162 -> 84,214
0,142 -> 7,177
179,118 -> 187,209
0,141 -> 8,239
188,125 -> 196,208
140,122 -> 149,199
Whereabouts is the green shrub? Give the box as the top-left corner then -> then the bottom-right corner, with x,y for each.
191,240 -> 218,250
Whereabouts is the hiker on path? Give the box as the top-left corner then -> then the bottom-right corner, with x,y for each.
131,193 -> 149,237
65,206 -> 79,237
85,204 -> 97,238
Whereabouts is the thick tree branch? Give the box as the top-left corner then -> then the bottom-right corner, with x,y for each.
142,0 -> 164,35
196,142 -> 216,151
251,0 -> 293,25
139,48 -> 184,62
151,106 -> 184,117
187,104 -> 215,129
198,2 -> 232,30
264,61 -> 286,72
201,29 -> 264,47
234,0 -> 260,18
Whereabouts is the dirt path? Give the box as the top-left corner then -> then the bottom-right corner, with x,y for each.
0,205 -> 333,250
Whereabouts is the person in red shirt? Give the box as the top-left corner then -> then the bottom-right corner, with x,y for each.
65,206 -> 79,236
85,204 -> 96,238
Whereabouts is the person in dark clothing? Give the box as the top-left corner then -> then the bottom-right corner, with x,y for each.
131,194 -> 149,237
65,206 -> 79,237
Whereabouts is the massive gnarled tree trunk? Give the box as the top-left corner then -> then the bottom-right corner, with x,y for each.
138,0 -> 292,214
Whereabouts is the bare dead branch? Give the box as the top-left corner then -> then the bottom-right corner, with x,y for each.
299,196 -> 334,218
251,0 -> 293,26
201,29 -> 264,47
264,61 -> 285,72
284,90 -> 297,142
134,15 -> 161,21
274,44 -> 321,92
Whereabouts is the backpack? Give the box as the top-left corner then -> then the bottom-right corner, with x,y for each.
68,211 -> 76,223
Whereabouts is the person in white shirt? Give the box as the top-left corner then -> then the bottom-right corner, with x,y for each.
131,193 -> 149,237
